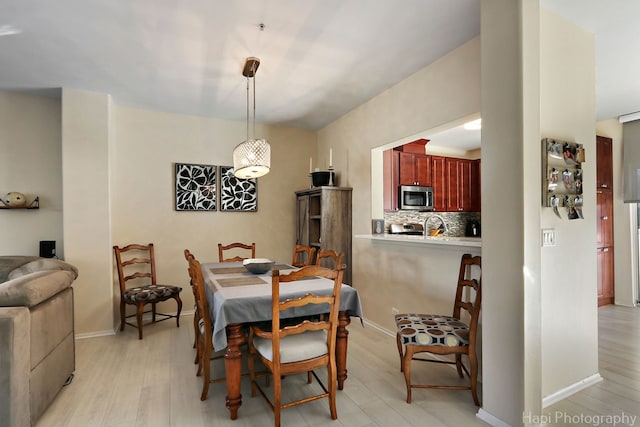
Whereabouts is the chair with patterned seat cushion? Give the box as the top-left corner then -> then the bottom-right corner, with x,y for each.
113,243 -> 183,340
395,253 -> 481,405
291,244 -> 316,267
218,242 -> 256,262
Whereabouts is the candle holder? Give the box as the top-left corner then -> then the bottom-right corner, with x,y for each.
328,166 -> 335,186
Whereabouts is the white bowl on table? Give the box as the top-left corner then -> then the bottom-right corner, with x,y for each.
243,258 -> 275,274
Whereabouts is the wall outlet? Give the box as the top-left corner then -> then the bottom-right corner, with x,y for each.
391,307 -> 400,315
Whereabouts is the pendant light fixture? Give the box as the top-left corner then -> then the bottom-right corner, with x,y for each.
233,56 -> 271,179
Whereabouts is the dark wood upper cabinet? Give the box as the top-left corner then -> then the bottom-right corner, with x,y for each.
383,149 -> 399,211
399,152 -> 431,186
383,145 -> 480,213
431,156 -> 447,212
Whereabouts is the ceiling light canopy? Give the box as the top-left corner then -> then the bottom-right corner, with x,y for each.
233,56 -> 271,179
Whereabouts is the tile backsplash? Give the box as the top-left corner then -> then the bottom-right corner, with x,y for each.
383,211 -> 481,237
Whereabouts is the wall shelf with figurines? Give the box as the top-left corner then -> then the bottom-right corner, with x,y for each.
542,138 -> 584,220
0,192 -> 39,209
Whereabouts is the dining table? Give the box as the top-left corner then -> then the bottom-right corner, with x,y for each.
201,261 -> 363,420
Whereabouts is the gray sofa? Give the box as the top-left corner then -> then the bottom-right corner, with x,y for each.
0,256 -> 79,427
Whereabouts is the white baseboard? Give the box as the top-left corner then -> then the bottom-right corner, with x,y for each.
75,330 -> 116,340
542,373 -> 603,408
74,309 -> 195,340
476,409 -> 512,427
362,318 -> 395,337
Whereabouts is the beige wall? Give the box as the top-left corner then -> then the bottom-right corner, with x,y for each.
110,105 -> 316,326
539,7 -> 599,402
0,92 -> 63,257
318,37 -> 481,333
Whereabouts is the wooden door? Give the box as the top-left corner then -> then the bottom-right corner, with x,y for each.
296,195 -> 310,246
383,149 -> 399,211
596,136 -> 613,190
597,247 -> 614,306
596,135 -> 614,306
398,152 -> 416,185
459,159 -> 473,211
415,154 -> 431,186
445,158 -> 460,211
431,156 -> 447,212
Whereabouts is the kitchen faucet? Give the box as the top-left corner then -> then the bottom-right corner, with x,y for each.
424,214 -> 449,237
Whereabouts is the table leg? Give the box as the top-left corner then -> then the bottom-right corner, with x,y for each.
336,310 -> 351,390
224,323 -> 245,419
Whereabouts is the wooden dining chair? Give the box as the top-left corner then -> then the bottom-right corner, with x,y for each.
395,253 -> 482,405
185,250 -> 227,400
247,264 -> 345,427
291,244 -> 316,267
315,249 -> 344,269
113,243 -> 183,340
218,242 -> 256,262
184,249 -> 202,365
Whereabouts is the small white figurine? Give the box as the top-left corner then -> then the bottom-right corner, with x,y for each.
4,192 -> 27,207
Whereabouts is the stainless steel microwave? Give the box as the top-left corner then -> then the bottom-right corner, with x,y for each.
399,185 -> 434,211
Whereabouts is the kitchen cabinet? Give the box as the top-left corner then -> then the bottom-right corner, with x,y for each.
596,135 -> 614,306
383,149 -> 399,211
596,136 -> 613,190
383,149 -> 480,213
399,152 -> 431,186
445,158 -> 474,212
597,246 -> 614,306
295,187 -> 352,284
596,189 -> 613,247
431,156 -> 447,212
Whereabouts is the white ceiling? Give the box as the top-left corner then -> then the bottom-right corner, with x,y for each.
1,0 -> 638,144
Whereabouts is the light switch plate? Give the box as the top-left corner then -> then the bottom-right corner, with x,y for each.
542,229 -> 556,247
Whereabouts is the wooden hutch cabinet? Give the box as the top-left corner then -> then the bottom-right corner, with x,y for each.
295,187 -> 352,284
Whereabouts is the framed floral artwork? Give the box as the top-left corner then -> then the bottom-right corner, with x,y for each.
219,166 -> 257,212
174,163 -> 217,211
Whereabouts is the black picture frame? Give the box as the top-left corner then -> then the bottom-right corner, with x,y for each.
174,163 -> 217,211
219,166 -> 258,212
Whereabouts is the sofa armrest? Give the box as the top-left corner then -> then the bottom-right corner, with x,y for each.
0,307 -> 30,427
0,271 -> 77,308
8,259 -> 78,281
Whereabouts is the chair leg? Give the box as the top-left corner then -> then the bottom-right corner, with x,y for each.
136,303 -> 145,340
119,301 -> 126,331
200,340 -> 211,400
273,369 -> 282,427
174,295 -> 182,327
328,361 -> 338,420
196,334 -> 203,377
469,352 -> 480,406
152,302 -> 157,323
248,346 -> 257,397
455,353 -> 464,378
396,333 -> 404,372
402,346 -> 414,404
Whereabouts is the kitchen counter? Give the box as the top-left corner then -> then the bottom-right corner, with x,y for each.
355,233 -> 482,248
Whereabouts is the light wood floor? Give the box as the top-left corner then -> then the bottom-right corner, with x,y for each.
546,305 -> 640,427
37,305 -> 640,427
36,316 -> 485,427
